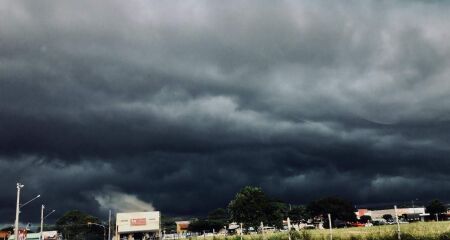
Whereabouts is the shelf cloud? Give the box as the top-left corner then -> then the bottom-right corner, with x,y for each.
1,0 -> 450,222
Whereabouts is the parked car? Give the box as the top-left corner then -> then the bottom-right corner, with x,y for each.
372,220 -> 386,226
351,222 -> 365,227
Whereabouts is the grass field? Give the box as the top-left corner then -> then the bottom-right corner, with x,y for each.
205,222 -> 450,240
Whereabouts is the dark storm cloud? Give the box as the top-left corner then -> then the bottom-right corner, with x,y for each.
1,0 -> 450,223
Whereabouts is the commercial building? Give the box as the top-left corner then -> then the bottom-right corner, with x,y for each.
356,207 -> 427,221
116,211 -> 161,240
175,221 -> 190,234
8,231 -> 59,240
0,231 -> 10,240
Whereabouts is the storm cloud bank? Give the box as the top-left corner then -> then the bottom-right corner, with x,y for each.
1,0 -> 450,222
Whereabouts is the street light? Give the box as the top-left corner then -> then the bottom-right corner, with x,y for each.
40,205 -> 56,240
88,222 -> 106,240
14,183 -> 24,240
14,183 -> 40,240
44,210 -> 56,219
20,195 -> 41,208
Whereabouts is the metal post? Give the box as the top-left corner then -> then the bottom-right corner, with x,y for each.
328,214 -> 332,240
40,205 -> 44,240
287,217 -> 292,240
260,222 -> 264,240
15,183 -> 23,240
108,210 -> 111,240
436,213 -> 439,222
394,205 -> 401,240
240,223 -> 243,240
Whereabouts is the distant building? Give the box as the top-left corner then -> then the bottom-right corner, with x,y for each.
175,221 -> 190,234
355,209 -> 369,219
8,231 -> 59,240
356,207 -> 426,221
115,211 -> 161,240
227,223 -> 240,235
0,231 -> 10,240
370,207 -> 425,219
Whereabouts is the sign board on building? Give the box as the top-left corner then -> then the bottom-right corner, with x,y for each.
131,218 -> 146,226
116,211 -> 160,233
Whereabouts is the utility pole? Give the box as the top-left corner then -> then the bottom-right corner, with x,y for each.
260,222 -> 265,240
240,223 -> 243,240
287,217 -> 292,240
328,214 -> 332,240
394,205 -> 401,240
40,205 -> 44,240
15,183 -> 24,240
108,210 -> 111,240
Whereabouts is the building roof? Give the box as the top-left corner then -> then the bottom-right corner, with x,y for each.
175,221 -> 190,230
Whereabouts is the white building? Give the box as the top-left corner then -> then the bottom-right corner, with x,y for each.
356,207 -> 426,220
116,211 -> 161,240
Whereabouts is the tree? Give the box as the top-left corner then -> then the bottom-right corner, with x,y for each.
382,214 -> 393,222
266,200 -> 288,229
228,186 -> 271,228
161,215 -> 177,233
56,210 -> 103,240
188,219 -> 223,233
359,215 -> 372,224
207,208 -> 229,231
307,197 -> 356,227
288,206 -> 309,224
426,199 -> 447,217
208,208 -> 228,221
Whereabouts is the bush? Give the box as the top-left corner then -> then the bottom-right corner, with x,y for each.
290,230 -> 302,240
400,233 -> 417,240
284,230 -> 312,240
349,235 -> 360,240
439,232 -> 450,240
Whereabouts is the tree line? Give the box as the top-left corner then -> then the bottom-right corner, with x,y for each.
42,186 -> 449,237
187,186 -> 450,232
187,186 -> 357,232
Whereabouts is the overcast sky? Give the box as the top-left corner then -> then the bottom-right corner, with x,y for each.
1,0 -> 450,224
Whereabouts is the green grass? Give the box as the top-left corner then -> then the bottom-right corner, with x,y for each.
199,222 -> 450,240
302,221 -> 450,240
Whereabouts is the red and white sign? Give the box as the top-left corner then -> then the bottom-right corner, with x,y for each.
116,211 -> 160,233
131,218 -> 146,226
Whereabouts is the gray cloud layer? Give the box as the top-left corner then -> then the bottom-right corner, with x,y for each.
1,0 -> 450,223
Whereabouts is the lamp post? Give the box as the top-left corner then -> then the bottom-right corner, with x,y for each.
40,205 -> 55,240
14,183 -> 40,240
40,205 -> 44,240
394,205 -> 401,240
108,210 -> 111,240
14,183 -> 23,240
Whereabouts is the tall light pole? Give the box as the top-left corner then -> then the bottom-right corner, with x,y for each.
40,205 -> 44,240
328,214 -> 333,240
14,183 -> 40,240
108,210 -> 111,240
14,183 -> 24,240
394,205 -> 401,240
40,206 -> 56,240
